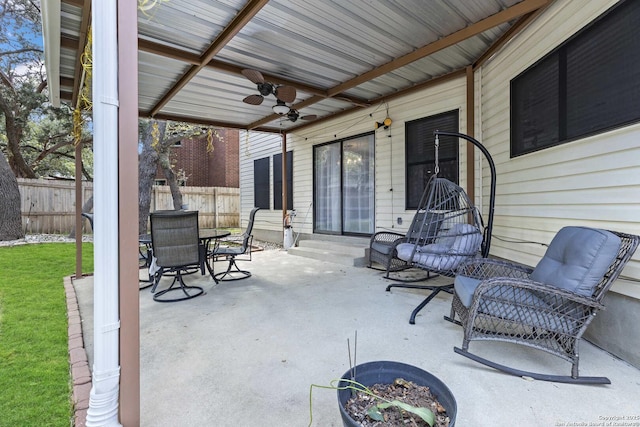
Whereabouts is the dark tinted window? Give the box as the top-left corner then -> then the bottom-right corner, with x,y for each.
511,0 -> 640,156
253,157 -> 270,209
405,110 -> 459,209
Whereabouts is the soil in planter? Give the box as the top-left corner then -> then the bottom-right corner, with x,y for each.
344,378 -> 450,427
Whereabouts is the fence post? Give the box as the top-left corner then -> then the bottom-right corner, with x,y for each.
214,187 -> 219,229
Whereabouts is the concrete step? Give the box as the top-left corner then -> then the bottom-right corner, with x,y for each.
287,238 -> 370,267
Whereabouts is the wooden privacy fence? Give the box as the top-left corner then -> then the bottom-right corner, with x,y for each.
17,178 -> 240,234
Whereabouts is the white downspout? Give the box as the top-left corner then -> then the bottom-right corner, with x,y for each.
86,0 -> 122,425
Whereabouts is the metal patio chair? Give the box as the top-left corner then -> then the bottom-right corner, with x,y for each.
212,207 -> 260,281
447,226 -> 639,384
149,210 -> 204,302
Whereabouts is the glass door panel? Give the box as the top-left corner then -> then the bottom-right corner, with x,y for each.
343,135 -> 374,234
314,143 -> 341,233
314,133 -> 375,235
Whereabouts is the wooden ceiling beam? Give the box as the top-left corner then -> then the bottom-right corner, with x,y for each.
326,0 -> 551,98
145,111 -> 269,132
290,69 -> 467,133
148,0 -> 269,117
474,1 -> 555,69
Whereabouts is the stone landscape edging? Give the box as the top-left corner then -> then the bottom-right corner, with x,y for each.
65,274 -> 91,427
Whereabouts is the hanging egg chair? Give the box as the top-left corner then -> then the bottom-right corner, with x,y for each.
386,131 -> 496,324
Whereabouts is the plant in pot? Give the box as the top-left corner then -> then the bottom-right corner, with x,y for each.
310,360 -> 456,427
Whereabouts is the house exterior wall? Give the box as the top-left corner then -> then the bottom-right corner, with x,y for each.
240,0 -> 640,368
477,0 -> 639,299
239,77 -> 469,242
162,128 -> 240,188
477,0 -> 640,367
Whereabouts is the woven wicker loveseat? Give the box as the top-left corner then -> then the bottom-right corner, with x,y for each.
447,226 -> 639,384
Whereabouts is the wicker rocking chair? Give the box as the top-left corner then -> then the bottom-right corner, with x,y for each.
447,226 -> 639,384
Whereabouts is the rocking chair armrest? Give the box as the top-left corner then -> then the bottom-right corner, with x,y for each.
370,231 -> 405,245
457,257 -> 533,280
471,277 -> 605,313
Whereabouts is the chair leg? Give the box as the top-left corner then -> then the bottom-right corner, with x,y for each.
453,347 -> 610,385
153,270 -> 204,302
213,256 -> 252,281
386,282 -> 454,324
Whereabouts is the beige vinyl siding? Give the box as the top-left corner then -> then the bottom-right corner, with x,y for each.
239,130 -> 283,231
478,0 -> 640,297
285,76 -> 468,236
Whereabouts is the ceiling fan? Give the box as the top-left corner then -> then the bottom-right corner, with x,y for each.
241,69 -> 297,105
272,100 -> 318,123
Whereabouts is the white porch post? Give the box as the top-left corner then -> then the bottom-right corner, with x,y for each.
86,0 -> 122,425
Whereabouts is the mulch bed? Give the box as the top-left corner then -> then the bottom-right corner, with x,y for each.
344,378 -> 451,427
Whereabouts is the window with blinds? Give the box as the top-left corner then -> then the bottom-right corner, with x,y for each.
511,0 -> 640,157
405,110 -> 459,209
253,157 -> 270,209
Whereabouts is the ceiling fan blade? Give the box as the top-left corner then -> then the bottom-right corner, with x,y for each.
275,85 -> 296,103
241,69 -> 265,84
243,94 -> 264,105
300,114 -> 317,121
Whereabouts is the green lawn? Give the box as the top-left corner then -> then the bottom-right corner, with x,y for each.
0,243 -> 93,427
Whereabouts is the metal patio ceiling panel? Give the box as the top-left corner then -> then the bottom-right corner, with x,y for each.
137,0 -> 245,53
49,0 -> 553,132
342,22 -> 515,100
138,51 -> 193,113
161,69 -> 271,126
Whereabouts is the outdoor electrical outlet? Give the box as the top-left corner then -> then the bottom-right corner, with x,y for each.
397,217 -> 403,225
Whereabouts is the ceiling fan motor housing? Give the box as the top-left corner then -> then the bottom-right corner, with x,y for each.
287,110 -> 299,122
258,82 -> 274,96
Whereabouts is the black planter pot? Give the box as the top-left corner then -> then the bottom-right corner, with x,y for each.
337,361 -> 456,427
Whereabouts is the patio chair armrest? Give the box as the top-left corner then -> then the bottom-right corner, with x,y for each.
370,231 -> 405,246
457,257 -> 533,281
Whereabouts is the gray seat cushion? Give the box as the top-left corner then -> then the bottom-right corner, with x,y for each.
371,241 -> 395,255
454,274 -> 481,307
530,226 -> 621,297
397,224 -> 482,271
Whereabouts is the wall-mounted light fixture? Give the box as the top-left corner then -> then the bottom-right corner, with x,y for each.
375,117 -> 392,130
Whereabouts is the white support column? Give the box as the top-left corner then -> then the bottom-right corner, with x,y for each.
86,0 -> 122,425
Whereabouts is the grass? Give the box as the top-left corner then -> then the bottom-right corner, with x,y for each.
0,242 -> 93,427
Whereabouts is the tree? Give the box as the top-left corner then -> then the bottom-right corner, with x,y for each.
138,119 -> 215,233
0,0 -> 42,239
0,1 -> 92,239
0,150 -> 22,239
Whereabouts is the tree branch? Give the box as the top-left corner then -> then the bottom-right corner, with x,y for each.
0,48 -> 43,56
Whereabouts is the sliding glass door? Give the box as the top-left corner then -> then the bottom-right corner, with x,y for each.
314,133 -> 374,235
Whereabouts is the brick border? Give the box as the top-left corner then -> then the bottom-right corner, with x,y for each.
64,275 -> 91,427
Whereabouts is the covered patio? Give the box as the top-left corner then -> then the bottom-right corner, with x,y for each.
41,0 -> 640,425
71,247 -> 640,426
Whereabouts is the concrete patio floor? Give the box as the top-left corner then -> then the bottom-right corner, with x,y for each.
72,248 -> 640,427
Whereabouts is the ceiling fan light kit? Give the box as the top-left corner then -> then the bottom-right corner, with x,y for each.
272,100 -> 290,115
